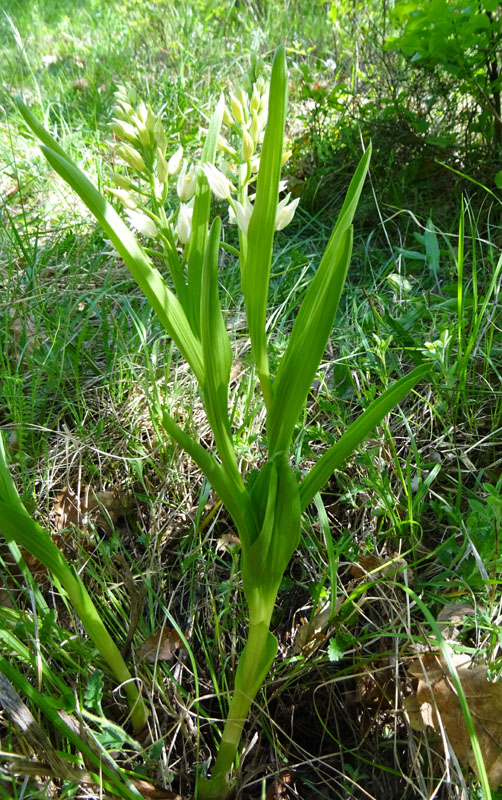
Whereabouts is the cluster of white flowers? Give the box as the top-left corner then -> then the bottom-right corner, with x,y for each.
106,76 -> 299,251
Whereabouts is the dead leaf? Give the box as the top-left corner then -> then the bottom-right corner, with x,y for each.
404,652 -> 502,788
436,602 -> 477,641
350,552 -> 413,583
9,308 -> 39,357
130,779 -> 181,799
265,770 -> 296,799
53,485 -> 128,534
136,627 -> 184,663
215,532 -> 240,552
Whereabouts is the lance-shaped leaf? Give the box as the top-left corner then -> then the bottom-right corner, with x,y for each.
268,226 -> 353,455
38,146 -> 205,385
200,217 -> 241,484
241,45 -> 288,409
268,144 -> 372,455
299,363 -> 430,510
187,94 -> 225,335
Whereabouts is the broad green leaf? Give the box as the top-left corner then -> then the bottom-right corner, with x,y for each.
267,145 -> 371,453
200,217 -> 240,482
242,456 -> 300,624
299,363 -> 430,510
268,226 -> 353,454
242,45 -> 288,409
39,147 -> 205,385
160,409 -> 255,548
187,94 -> 225,334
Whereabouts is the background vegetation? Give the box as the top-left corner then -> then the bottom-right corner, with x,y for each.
1,1 -> 501,798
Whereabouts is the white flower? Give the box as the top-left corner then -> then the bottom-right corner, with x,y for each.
168,145 -> 183,176
232,196 -> 254,235
274,194 -> 300,231
177,160 -> 198,202
176,202 -> 194,244
202,163 -> 234,201
126,209 -> 158,239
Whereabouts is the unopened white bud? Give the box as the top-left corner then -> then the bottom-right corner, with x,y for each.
168,145 -> 183,176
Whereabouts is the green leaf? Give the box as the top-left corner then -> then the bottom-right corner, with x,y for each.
187,94 -> 225,334
299,364 -> 430,510
39,147 -> 204,385
84,670 -> 105,713
242,44 -> 288,409
268,226 -> 353,454
200,217 -> 240,483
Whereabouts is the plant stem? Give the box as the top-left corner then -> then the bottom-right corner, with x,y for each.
198,620 -> 271,799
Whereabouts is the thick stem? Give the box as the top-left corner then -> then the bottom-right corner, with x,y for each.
197,621 -> 271,799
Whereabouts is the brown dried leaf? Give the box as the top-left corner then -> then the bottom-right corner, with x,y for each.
405,653 -> 502,787
350,552 -> 412,583
215,532 -> 240,552
130,779 -> 181,799
53,485 -> 128,534
265,770 -> 296,799
436,602 -> 477,641
136,627 -> 184,663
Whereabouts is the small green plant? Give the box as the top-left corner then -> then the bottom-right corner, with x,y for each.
9,46 -> 429,798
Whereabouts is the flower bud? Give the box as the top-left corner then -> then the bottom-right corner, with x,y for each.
146,105 -> 156,134
242,128 -> 254,162
230,93 -> 245,125
133,115 -> 151,146
157,147 -> 169,184
250,84 -> 260,113
136,100 -> 148,124
111,119 -> 137,142
233,196 -> 254,235
117,144 -> 146,172
154,119 -> 167,154
281,149 -> 292,166
177,160 -> 198,202
107,187 -> 137,210
167,145 -> 183,176
176,202 -> 193,244
108,173 -> 133,190
274,194 -> 300,231
249,109 -> 261,143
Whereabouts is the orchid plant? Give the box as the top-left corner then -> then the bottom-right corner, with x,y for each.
10,46 -> 429,799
